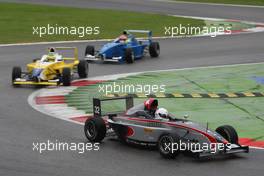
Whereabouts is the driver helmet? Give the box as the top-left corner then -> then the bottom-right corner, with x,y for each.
155,108 -> 169,119
47,47 -> 56,61
48,47 -> 56,56
119,35 -> 128,42
144,98 -> 158,111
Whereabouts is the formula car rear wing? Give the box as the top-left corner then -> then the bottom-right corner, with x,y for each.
93,97 -> 134,117
48,47 -> 78,61
125,30 -> 152,41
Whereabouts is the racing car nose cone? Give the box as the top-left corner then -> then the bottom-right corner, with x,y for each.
100,42 -> 121,54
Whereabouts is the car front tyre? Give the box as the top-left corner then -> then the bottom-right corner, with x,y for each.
62,68 -> 71,86
149,42 -> 160,58
216,125 -> 239,144
158,134 -> 180,159
85,45 -> 95,56
124,48 -> 134,64
12,66 -> 22,87
78,60 -> 89,78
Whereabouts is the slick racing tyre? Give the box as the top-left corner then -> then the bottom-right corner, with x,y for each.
216,125 -> 239,144
158,134 -> 181,159
85,45 -> 95,56
62,67 -> 71,86
149,42 -> 160,58
12,66 -> 22,86
124,48 -> 134,64
84,117 -> 106,143
78,60 -> 89,78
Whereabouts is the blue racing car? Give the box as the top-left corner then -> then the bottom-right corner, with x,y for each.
84,30 -> 160,64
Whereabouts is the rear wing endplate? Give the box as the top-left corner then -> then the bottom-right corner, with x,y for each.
93,97 -> 134,117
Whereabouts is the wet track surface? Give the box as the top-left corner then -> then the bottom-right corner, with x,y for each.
0,0 -> 263,175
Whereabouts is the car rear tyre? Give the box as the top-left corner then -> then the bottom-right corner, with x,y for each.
216,125 -> 239,144
149,42 -> 160,58
124,48 -> 134,64
12,66 -> 22,86
78,60 -> 89,78
62,68 -> 71,86
85,45 -> 95,56
84,117 -> 106,143
158,134 -> 180,159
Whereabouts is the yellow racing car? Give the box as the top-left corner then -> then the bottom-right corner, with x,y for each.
12,47 -> 88,86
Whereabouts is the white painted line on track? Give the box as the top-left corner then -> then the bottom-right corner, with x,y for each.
155,0 -> 264,8
169,14 -> 264,25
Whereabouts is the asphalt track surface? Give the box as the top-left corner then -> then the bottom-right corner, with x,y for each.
0,0 -> 264,176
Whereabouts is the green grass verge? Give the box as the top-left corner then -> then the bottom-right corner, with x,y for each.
65,63 -> 264,140
174,0 -> 264,6
0,2 -> 205,44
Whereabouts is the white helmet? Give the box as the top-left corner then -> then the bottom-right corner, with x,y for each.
155,108 -> 168,119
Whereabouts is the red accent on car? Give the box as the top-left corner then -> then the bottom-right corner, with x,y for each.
126,126 -> 134,137
222,139 -> 229,144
